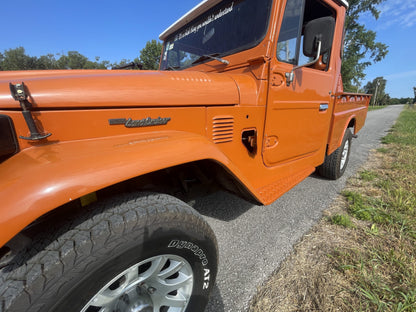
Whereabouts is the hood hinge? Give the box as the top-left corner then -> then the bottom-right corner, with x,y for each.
9,82 -> 52,141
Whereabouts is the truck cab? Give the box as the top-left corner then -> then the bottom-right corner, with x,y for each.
0,1 -> 370,311
158,0 -> 369,202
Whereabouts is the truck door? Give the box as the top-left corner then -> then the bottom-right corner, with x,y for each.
262,0 -> 337,167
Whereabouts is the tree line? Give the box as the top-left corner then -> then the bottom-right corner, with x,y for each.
362,77 -> 413,106
0,40 -> 162,71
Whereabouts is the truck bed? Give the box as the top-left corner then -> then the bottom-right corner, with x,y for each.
327,92 -> 372,155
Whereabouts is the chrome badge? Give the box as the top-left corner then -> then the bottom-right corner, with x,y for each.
109,117 -> 171,128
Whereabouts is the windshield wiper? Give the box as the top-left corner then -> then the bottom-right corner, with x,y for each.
112,62 -> 143,70
165,66 -> 180,71
192,54 -> 229,65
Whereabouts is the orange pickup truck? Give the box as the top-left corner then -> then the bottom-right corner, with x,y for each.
0,0 -> 370,311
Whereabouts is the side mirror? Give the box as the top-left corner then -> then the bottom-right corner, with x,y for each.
286,16 -> 335,86
303,16 -> 335,57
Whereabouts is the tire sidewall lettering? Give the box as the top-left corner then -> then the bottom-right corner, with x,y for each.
168,239 -> 209,266
168,239 -> 212,291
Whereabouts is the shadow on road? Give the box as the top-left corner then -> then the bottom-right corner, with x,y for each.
191,191 -> 256,222
310,171 -> 331,181
206,284 -> 225,312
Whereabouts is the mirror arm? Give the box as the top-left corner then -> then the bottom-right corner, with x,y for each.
285,40 -> 322,86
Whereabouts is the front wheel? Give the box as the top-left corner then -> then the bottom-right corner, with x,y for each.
317,128 -> 352,180
0,193 -> 218,312
81,254 -> 195,312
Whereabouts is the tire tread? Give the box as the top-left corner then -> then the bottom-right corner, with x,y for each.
0,192 -> 217,312
318,129 -> 352,180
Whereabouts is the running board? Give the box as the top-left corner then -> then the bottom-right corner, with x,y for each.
256,167 -> 315,205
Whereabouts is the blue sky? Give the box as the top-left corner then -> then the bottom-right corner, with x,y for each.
359,0 -> 416,98
0,0 -> 415,98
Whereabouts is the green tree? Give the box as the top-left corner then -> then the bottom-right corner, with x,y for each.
56,51 -> 88,69
342,0 -> 389,91
390,97 -> 412,105
139,40 -> 163,70
0,48 -> 111,70
363,76 -> 389,106
0,47 -> 37,70
36,54 -> 59,69
57,52 -> 110,69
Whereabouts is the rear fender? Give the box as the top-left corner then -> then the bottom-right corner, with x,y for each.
327,114 -> 356,155
0,131 -> 247,247
328,94 -> 370,155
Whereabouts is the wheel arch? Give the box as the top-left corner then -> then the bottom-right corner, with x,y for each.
327,115 -> 356,155
347,117 -> 356,132
0,131 -> 256,248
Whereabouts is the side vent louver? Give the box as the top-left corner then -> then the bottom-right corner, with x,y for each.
212,116 -> 234,144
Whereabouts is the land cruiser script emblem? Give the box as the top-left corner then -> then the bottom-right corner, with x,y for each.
109,117 -> 171,128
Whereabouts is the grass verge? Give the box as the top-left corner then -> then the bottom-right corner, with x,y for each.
368,105 -> 388,111
249,107 -> 416,312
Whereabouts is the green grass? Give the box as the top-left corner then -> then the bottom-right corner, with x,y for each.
359,170 -> 379,182
343,190 -> 392,224
368,105 -> 388,111
330,214 -> 354,228
382,109 -> 416,146
333,108 -> 416,311
377,147 -> 389,154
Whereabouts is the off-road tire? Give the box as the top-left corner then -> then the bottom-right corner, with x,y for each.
0,193 -> 218,312
318,128 -> 352,180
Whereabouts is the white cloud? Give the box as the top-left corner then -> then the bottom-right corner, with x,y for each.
379,0 -> 416,28
384,70 -> 416,80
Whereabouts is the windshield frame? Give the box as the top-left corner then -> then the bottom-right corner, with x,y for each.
160,0 -> 274,70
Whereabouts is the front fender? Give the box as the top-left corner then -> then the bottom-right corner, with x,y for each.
0,131 -> 249,247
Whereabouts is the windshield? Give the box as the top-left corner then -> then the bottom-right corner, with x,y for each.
161,0 -> 273,70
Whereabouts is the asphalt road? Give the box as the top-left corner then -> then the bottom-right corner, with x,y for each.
192,105 -> 404,312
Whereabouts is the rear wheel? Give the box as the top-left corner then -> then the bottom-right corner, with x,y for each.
0,193 -> 218,312
318,128 -> 352,180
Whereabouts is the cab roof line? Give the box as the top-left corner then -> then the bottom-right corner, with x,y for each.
159,0 -> 222,41
159,0 -> 349,41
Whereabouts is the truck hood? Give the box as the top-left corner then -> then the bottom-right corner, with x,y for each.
0,70 -> 239,109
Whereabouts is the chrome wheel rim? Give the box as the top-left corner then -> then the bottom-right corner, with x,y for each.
340,140 -> 349,171
81,255 -> 193,312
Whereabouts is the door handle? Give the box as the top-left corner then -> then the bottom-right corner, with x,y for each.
319,104 -> 329,111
